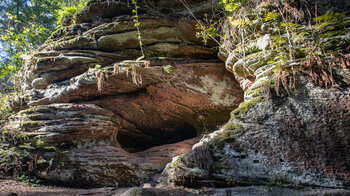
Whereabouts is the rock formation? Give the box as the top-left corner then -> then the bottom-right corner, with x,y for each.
1,0 -> 350,193
165,0 -> 350,189
1,0 -> 243,187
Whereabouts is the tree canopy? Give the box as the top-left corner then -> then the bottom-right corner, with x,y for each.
0,0 -> 86,92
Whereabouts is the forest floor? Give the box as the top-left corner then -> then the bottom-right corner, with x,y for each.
0,176 -> 126,196
2,176 -> 350,196
0,176 -> 194,196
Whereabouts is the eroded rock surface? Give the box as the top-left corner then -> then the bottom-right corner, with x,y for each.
1,0 -> 243,187
4,0 -> 350,191
166,79 -> 350,188
166,0 -> 350,189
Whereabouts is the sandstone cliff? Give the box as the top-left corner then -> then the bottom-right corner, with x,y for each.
1,0 -> 243,188
0,0 -> 349,194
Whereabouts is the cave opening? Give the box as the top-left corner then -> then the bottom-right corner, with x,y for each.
117,123 -> 197,153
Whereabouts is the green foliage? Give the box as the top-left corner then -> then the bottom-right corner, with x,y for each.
0,1 -> 53,81
17,174 -> 41,186
264,10 -> 348,89
43,146 -> 59,152
195,16 -> 220,45
0,94 -> 11,124
0,146 -> 19,174
0,92 -> 22,124
280,22 -> 300,30
0,144 -> 31,176
224,123 -> 243,132
196,23 -> 219,45
164,65 -> 172,74
0,0 -> 88,92
221,123 -> 244,140
231,97 -> 264,118
314,12 -> 346,23
245,86 -> 265,98
228,17 -> 250,28
313,12 -> 350,36
171,153 -> 187,168
171,161 -> 178,168
35,138 -> 45,147
1,13 -> 51,50
219,0 -> 246,12
2,129 -> 30,144
131,0 -> 144,60
264,12 -> 280,22
55,1 -> 88,28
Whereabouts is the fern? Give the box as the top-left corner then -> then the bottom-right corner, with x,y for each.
264,12 -> 280,22
228,17 -> 250,27
314,12 -> 345,23
313,12 -> 348,33
219,0 -> 247,12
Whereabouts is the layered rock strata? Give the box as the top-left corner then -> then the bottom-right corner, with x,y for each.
1,0 -> 243,187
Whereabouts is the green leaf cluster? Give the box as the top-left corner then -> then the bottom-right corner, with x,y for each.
55,0 -> 88,28
0,0 -> 88,92
313,12 -> 350,36
264,12 -> 280,22
131,0 -> 144,59
219,0 -> 247,13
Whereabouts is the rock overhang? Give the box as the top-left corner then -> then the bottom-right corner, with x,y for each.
1,0 -> 245,187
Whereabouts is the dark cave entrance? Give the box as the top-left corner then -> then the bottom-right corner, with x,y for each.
117,123 -> 198,153
116,110 -> 234,153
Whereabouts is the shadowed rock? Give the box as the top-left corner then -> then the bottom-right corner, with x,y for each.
165,0 -> 350,189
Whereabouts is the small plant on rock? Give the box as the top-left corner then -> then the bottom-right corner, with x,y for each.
131,0 -> 145,61
56,1 -> 88,28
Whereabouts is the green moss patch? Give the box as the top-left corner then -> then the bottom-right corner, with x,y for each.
245,87 -> 264,98
231,97 -> 264,118
204,123 -> 244,151
220,123 -> 244,142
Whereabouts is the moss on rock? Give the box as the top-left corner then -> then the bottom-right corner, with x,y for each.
231,96 -> 264,118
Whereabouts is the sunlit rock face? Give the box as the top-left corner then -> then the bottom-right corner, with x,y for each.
2,0 -> 244,187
